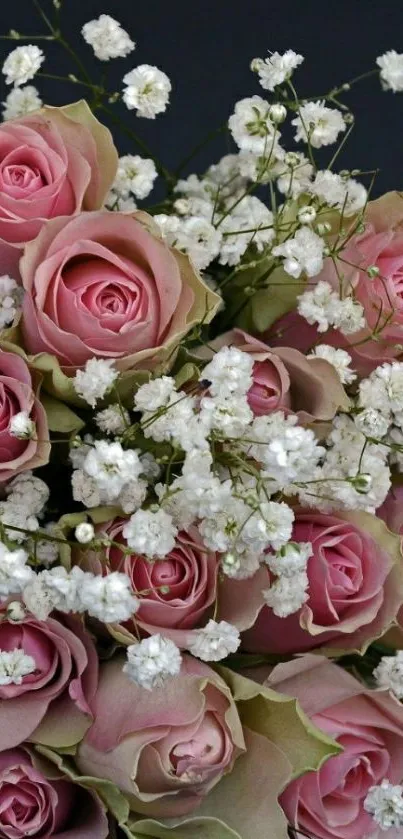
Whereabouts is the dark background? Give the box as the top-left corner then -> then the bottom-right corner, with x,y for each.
0,0 -> 402,196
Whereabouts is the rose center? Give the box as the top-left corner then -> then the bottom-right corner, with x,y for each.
170,712 -> 226,780
2,164 -> 44,192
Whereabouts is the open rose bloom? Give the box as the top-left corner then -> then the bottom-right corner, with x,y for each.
2,19 -> 403,839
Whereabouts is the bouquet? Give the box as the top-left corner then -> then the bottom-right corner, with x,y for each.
0,3 -> 403,837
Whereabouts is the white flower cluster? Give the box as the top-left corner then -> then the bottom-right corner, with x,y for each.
82,15 -> 135,61
107,154 -> 157,211
0,543 -> 33,598
0,275 -> 24,330
262,541 -> 312,617
364,779 -> 403,830
73,358 -> 118,408
373,651 -> 403,699
2,45 -> 44,87
251,50 -> 304,91
124,635 -> 182,690
308,345 -> 356,385
9,411 -> 35,440
298,280 -> 366,334
310,170 -> 367,217
272,226 -> 325,279
71,440 -> 148,513
0,648 -> 36,685
187,619 -> 240,661
377,50 -> 403,93
23,565 -> 139,624
122,65 -> 171,118
2,85 -> 42,119
0,473 -> 49,543
292,100 -> 346,148
298,414 -> 390,513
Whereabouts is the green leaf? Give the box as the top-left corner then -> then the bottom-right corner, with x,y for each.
248,267 -> 305,333
41,393 -> 85,434
34,745 -> 130,825
174,362 -> 200,390
217,666 -> 341,779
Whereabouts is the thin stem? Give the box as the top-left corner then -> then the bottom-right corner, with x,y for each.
0,34 -> 55,40
100,104 -> 175,187
31,0 -> 55,34
175,123 -> 227,176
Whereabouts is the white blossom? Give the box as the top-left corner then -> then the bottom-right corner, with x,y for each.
187,620 -> 240,661
134,377 -> 176,412
9,411 -> 35,439
0,649 -> 36,685
112,155 -> 157,199
0,544 -> 33,598
263,572 -> 309,617
82,15 -> 135,61
79,571 -> 139,623
272,226 -> 325,279
220,549 -> 261,579
298,280 -> 365,334
274,151 -> 313,198
6,473 -> 49,516
228,95 -> 279,155
310,170 -> 367,217
354,408 -> 390,439
219,196 -> 274,266
377,50 -> 403,92
95,404 -> 130,435
82,440 -> 143,501
122,508 -> 178,558
264,541 -> 312,577
373,652 -> 403,699
308,345 -> 356,385
364,779 -> 403,830
292,101 -> 346,148
200,394 -> 253,439
249,412 -> 325,488
124,635 -> 182,690
31,523 -> 60,567
170,216 -> 222,270
73,358 -> 118,408
202,347 -> 254,398
2,45 -> 44,87
0,275 -> 24,329
2,85 -> 42,119
6,601 -> 26,622
252,50 -> 304,91
123,65 -> 171,118
75,522 -> 95,544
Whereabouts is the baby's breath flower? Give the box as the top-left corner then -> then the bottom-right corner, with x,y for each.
2,45 -> 44,86
292,101 -> 346,148
2,85 -> 42,119
123,65 -> 171,118
0,649 -> 36,685
82,15 -> 135,61
73,358 -> 118,408
187,620 -> 240,661
124,635 -> 182,690
377,50 -> 403,92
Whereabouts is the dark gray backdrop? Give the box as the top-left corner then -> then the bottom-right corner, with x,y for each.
0,0 -> 402,195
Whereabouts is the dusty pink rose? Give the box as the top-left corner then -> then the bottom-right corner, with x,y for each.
86,521 -> 219,648
0,101 -> 118,277
197,328 -> 349,423
242,510 -> 403,655
378,486 -> 403,535
0,610 -> 98,750
0,747 -> 108,838
267,655 -> 403,839
298,191 -> 403,375
20,211 -> 219,375
77,655 -> 243,818
0,347 -> 49,481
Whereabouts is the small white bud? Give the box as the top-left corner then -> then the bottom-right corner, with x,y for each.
268,103 -> 287,123
75,522 -> 95,544
298,205 -> 317,224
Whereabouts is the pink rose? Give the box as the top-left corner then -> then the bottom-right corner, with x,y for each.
77,655 -> 243,818
0,610 -> 98,750
197,328 -> 349,423
20,211 -> 219,376
268,655 -> 403,839
304,191 -> 403,375
242,510 -> 403,655
0,747 -> 108,838
86,521 -> 219,648
0,101 -> 118,277
378,486 -> 403,535
0,347 -> 49,482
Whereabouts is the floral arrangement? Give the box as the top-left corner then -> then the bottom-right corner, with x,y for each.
0,3 -> 403,838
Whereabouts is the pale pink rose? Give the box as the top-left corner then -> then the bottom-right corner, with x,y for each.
378,486 -> 403,535
242,510 -> 403,655
20,211 -> 219,374
0,609 -> 98,750
0,747 -> 108,838
267,655 -> 403,839
85,521 -> 219,648
0,102 -> 118,277
0,348 -> 50,482
197,328 -> 349,423
304,191 -> 403,375
77,655 -> 244,818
